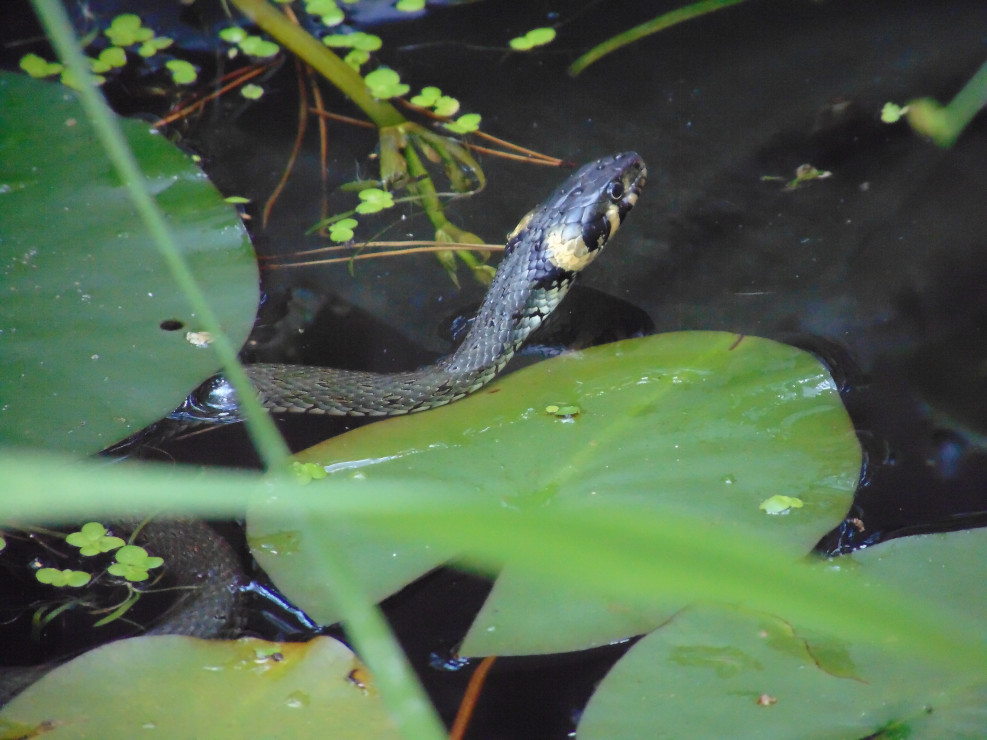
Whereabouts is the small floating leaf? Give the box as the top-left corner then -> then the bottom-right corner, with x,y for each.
293,461 -> 329,484
239,35 -> 280,58
354,188 -> 394,213
66,522 -> 125,555
219,26 -> 247,44
93,46 -> 127,73
443,112 -> 481,134
138,36 -> 173,58
410,85 -> 441,107
105,14 -> 153,47
545,404 -> 580,418
36,567 -> 91,587
758,495 -> 804,515
509,27 -> 557,51
165,59 -> 198,85
433,95 -> 460,117
19,53 -> 62,78
107,545 -> 164,582
329,217 -> 358,242
323,32 -> 382,51
363,67 -> 408,98
880,102 -> 907,124
344,49 -> 370,70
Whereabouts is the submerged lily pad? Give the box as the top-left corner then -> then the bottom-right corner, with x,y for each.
0,72 -> 257,453
249,331 -> 861,655
578,528 -> 987,739
0,635 -> 401,739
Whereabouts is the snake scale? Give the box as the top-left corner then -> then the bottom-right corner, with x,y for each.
172,151 -> 647,424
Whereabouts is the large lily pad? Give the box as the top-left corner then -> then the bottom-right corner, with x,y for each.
248,331 -> 861,655
0,72 -> 257,453
0,635 -> 401,739
577,528 -> 987,739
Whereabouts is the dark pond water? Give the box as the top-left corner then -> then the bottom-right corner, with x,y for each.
3,0 -> 986,736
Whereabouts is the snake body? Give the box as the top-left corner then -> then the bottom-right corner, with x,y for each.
172,151 -> 646,423
1,154 -> 645,705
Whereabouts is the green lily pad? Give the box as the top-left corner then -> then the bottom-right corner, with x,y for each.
0,72 -> 257,453
0,635 -> 401,739
578,602 -> 984,740
578,528 -> 987,739
249,331 -> 861,655
828,528 -> 987,626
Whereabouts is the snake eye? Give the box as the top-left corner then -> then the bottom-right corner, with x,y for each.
606,180 -> 624,202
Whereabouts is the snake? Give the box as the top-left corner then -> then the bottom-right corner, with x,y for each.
0,153 -> 645,706
171,151 -> 647,424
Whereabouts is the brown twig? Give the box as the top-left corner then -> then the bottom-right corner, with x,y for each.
262,242 -> 501,269
153,63 -> 275,129
308,70 -> 332,229
261,57 -> 309,228
448,656 -> 497,740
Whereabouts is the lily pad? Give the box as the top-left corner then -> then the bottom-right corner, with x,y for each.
0,635 -> 401,739
0,72 -> 257,453
577,528 -> 987,739
249,331 -> 861,655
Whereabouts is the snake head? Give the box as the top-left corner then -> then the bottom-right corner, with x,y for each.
507,152 -> 646,277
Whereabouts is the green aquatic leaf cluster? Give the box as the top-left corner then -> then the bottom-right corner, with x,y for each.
219,25 -> 280,59
21,0 -> 494,278
19,12 -> 178,88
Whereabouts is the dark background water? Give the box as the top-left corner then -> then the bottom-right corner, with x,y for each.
3,0 -> 987,736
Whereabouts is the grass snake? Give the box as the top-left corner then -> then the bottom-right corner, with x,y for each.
1,153 -> 645,705
172,151 -> 647,423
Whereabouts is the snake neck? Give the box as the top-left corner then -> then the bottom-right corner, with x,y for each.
439,266 -> 574,381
